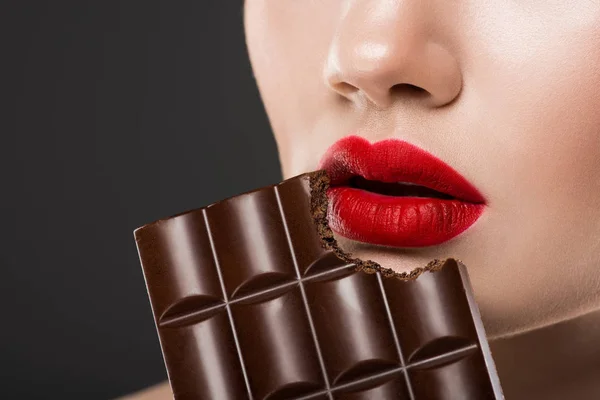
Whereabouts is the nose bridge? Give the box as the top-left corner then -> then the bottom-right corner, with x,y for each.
325,0 -> 461,109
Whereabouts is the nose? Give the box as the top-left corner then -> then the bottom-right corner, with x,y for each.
324,1 -> 462,109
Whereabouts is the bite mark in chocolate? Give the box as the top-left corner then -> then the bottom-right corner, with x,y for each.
308,169 -> 450,280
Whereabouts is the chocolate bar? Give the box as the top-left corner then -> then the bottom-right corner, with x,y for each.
134,171 -> 504,400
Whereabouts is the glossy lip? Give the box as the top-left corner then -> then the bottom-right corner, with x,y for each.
317,135 -> 486,247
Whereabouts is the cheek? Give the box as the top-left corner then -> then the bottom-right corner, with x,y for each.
244,1 -> 340,176
470,5 -> 600,215
464,7 -> 600,331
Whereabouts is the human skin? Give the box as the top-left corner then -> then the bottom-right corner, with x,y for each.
125,1 -> 600,399
242,0 -> 600,398
243,0 -> 600,336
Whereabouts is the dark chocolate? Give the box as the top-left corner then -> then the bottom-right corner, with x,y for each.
134,171 -> 504,400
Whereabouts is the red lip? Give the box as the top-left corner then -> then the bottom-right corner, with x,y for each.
318,135 -> 486,247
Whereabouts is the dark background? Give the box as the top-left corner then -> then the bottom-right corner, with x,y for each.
2,2 -> 280,399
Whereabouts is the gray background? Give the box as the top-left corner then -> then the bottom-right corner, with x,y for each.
2,2 -> 280,399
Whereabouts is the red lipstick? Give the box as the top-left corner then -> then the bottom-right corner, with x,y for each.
318,135 -> 486,247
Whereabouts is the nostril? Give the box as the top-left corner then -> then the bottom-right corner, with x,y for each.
331,81 -> 430,108
335,81 -> 359,96
391,83 -> 429,98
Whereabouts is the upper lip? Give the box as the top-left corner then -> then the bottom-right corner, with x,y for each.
317,135 -> 486,204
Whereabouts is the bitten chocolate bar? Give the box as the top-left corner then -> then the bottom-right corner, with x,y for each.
134,171 -> 504,400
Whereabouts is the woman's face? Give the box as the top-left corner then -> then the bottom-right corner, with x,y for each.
243,1 -> 600,338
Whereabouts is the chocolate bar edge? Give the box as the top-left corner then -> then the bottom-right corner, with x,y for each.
457,261 -> 505,399
133,240 -> 176,400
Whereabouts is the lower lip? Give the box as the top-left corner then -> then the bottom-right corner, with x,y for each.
327,187 -> 484,247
